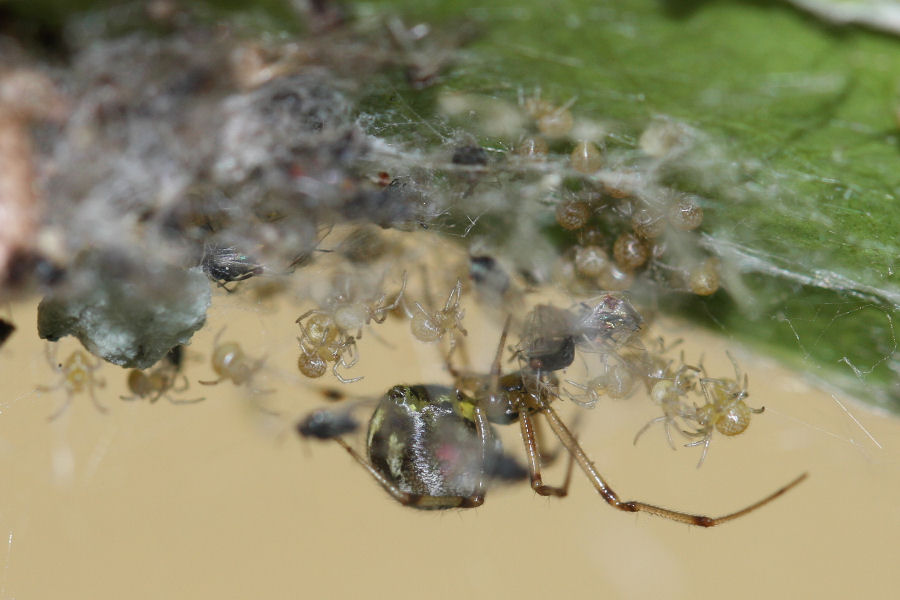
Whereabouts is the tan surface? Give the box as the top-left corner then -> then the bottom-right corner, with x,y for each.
0,294 -> 897,600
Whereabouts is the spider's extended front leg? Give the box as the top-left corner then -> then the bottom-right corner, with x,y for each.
332,338 -> 363,384
539,401 -> 807,527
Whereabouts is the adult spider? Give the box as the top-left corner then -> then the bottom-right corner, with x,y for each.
297,319 -> 806,525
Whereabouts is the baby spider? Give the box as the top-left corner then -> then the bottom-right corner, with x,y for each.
296,315 -> 361,384
519,88 -> 575,138
199,330 -> 266,389
565,352 -> 639,407
37,345 -> 106,421
633,361 -> 702,450
297,271 -> 407,340
685,352 -> 764,467
409,278 -> 467,347
121,346 -> 204,405
295,272 -> 407,383
298,318 -> 806,526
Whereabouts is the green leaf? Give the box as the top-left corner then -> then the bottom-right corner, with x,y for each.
358,0 -> 900,412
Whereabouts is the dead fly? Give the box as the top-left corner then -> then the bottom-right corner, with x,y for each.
200,244 -> 264,292
297,319 -> 805,525
515,304 -> 576,373
297,408 -> 360,440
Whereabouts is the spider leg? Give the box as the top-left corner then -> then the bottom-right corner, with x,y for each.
87,377 -> 109,414
166,394 -> 206,405
539,401 -> 806,527
333,341 -> 363,384
633,416 -> 667,447
519,407 -> 573,497
47,392 -> 74,422
36,379 -> 65,394
171,374 -> 190,393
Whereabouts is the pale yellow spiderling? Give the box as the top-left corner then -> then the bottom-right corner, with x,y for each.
37,345 -> 106,421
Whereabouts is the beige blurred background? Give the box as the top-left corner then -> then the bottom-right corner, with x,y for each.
0,290 -> 897,600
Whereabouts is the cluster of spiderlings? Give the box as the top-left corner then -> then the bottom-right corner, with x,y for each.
294,241 -> 475,383
296,268 -> 407,383
529,109 -> 722,297
38,332 -> 273,419
629,347 -> 764,467
501,293 -> 762,465
398,90 -> 721,310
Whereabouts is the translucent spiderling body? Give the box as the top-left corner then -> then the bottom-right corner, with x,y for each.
566,356 -> 637,407
536,107 -> 574,138
121,346 -> 203,405
297,345 -> 328,379
410,279 -> 467,345
38,345 -> 106,420
570,141 -> 602,174
613,233 -> 649,272
688,258 -> 720,296
515,135 -> 548,158
556,200 -> 591,231
295,273 -> 406,383
200,330 -> 267,390
574,245 -> 609,279
686,353 -> 764,467
522,92 -> 575,138
633,362 -> 702,450
632,208 -> 666,239
669,196 -> 704,231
